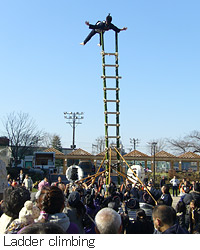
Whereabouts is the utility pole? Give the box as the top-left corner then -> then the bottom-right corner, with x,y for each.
63,112 -> 84,150
130,138 -> 139,151
130,138 -> 139,164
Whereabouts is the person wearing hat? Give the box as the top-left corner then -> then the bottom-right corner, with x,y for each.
5,200 -> 40,234
63,191 -> 86,234
80,14 -> 127,46
0,186 -> 30,234
125,198 -> 139,221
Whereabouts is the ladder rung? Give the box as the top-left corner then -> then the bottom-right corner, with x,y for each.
105,123 -> 120,127
104,99 -> 120,103
105,136 -> 121,139
103,87 -> 120,91
101,76 -> 122,79
104,111 -> 120,115
102,64 -> 119,67
101,52 -> 118,56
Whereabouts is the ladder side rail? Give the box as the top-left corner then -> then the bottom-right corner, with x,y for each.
115,32 -> 121,184
101,32 -> 109,185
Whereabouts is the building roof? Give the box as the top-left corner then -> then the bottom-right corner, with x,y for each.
153,150 -> 177,158
44,147 -> 64,155
124,150 -> 150,158
67,148 -> 92,156
178,151 -> 200,159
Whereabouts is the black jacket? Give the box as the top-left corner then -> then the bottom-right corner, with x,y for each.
89,21 -> 121,33
160,193 -> 173,206
183,191 -> 200,207
162,223 -> 189,234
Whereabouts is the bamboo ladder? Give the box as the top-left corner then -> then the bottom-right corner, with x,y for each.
100,31 -> 121,185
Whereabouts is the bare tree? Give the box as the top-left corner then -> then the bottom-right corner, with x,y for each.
167,131 -> 200,155
92,136 -> 105,154
167,138 -> 191,155
146,138 -> 167,155
187,130 -> 200,153
2,112 -> 42,167
39,132 -> 53,148
110,140 -> 126,155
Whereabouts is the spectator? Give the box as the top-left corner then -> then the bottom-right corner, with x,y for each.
63,191 -> 86,234
97,172 -> 106,195
126,209 -> 154,234
0,200 -> 4,217
17,170 -> 25,185
176,201 -> 186,229
36,186 -> 79,234
95,207 -> 122,234
159,185 -> 173,206
183,182 -> 200,206
123,184 -> 133,201
188,200 -> 200,233
5,200 -> 40,234
152,205 -> 188,234
0,186 -> 30,234
83,193 -> 100,234
124,198 -> 139,221
183,182 -> 200,229
38,177 -> 49,191
19,222 -> 65,234
23,174 -> 33,191
170,176 -> 180,197
179,178 -> 186,196
56,176 -> 65,186
11,179 -> 18,187
56,176 -> 66,191
7,174 -> 12,187
160,176 -> 166,188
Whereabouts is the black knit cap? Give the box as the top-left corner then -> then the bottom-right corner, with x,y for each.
106,13 -> 112,24
67,191 -> 80,207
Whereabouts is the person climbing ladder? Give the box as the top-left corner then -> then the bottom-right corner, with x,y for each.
80,14 -> 127,46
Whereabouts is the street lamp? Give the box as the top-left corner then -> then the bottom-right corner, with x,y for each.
63,112 -> 84,150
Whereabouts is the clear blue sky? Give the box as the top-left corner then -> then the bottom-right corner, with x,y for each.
0,0 -> 200,154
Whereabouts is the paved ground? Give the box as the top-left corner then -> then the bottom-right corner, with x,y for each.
172,195 -> 180,208
31,191 -> 37,201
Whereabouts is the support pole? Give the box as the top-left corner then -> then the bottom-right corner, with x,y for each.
114,147 -> 157,205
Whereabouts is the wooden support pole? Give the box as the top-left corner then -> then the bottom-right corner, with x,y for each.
114,147 -> 157,205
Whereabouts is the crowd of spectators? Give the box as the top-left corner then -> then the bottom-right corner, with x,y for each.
1,171 -> 200,234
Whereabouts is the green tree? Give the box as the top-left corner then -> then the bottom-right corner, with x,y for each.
51,134 -> 63,172
51,134 -> 62,151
